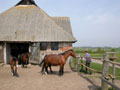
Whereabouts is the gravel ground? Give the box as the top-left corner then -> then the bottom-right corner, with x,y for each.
0,64 -> 97,90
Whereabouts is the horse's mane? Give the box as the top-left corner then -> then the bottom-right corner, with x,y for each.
59,49 -> 73,55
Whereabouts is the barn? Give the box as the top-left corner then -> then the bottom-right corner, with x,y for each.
0,0 -> 76,64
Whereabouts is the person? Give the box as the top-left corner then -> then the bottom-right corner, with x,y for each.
84,50 -> 92,74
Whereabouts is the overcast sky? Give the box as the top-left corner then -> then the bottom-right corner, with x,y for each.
0,0 -> 120,47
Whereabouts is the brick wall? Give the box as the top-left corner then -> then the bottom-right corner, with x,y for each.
59,43 -> 72,52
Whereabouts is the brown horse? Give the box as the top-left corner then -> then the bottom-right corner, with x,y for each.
9,56 -> 19,76
19,53 -> 32,68
40,49 -> 76,76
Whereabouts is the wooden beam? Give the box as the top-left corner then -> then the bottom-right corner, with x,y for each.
107,60 -> 120,66
77,54 -> 81,73
112,63 -> 116,90
79,62 -> 102,73
105,52 -> 116,54
100,77 -> 120,90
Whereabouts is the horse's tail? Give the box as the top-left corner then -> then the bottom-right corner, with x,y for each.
39,59 -> 45,67
39,55 -> 47,67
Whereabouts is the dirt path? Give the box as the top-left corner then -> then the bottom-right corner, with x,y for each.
0,64 -> 98,90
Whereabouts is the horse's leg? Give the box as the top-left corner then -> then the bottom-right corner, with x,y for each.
45,64 -> 49,75
60,67 -> 64,75
15,61 -> 18,75
13,66 -> 16,76
49,65 -> 53,73
59,68 -> 62,76
21,60 -> 24,68
41,63 -> 45,73
22,63 -> 24,68
10,65 -> 14,76
60,64 -> 65,76
62,66 -> 64,75
14,66 -> 17,76
59,65 -> 63,76
45,66 -> 49,74
23,61 -> 25,68
25,59 -> 27,68
45,67 -> 48,75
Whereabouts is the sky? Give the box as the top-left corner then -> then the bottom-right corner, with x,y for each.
0,0 -> 120,47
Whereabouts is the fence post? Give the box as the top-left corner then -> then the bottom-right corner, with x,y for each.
77,54 -> 80,73
112,53 -> 117,60
112,63 -> 116,90
101,53 -> 110,90
112,53 -> 116,90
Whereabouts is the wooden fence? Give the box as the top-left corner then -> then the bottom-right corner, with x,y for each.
101,52 -> 120,90
69,52 -> 120,90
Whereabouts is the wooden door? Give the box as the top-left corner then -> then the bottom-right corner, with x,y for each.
29,43 -> 40,64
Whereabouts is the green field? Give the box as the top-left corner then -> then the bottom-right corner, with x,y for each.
73,47 -> 120,62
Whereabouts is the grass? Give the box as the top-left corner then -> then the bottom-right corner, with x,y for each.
91,63 -> 120,80
116,53 -> 120,62
77,53 -> 104,57
97,87 -> 115,90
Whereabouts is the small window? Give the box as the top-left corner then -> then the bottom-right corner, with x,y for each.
51,42 -> 59,50
40,43 -> 47,50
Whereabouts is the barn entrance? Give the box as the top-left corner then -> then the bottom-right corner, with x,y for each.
6,43 -> 29,64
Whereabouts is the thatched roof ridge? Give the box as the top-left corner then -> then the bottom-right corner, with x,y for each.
16,0 -> 37,6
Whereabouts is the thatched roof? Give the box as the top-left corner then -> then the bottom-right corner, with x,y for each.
52,17 -> 73,35
0,1 -> 76,42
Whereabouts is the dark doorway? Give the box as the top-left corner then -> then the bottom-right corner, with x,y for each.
8,43 -> 29,64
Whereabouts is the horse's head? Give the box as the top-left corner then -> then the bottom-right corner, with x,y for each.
69,50 -> 76,58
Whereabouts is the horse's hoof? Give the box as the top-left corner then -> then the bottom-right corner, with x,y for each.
59,75 -> 62,76
12,73 -> 14,76
16,65 -> 18,67
59,73 -> 63,76
50,71 -> 53,74
40,71 -> 44,75
15,73 -> 19,77
45,72 -> 48,75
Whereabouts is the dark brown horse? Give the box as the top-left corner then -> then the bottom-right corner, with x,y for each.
18,53 -> 32,68
9,56 -> 19,76
40,49 -> 76,76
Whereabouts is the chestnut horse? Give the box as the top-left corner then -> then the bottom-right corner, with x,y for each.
19,53 -> 31,68
40,49 -> 76,76
9,56 -> 18,76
